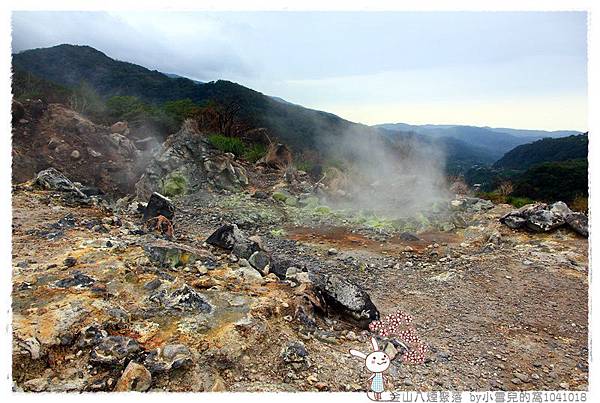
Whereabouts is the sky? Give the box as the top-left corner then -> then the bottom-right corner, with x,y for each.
11,11 -> 588,131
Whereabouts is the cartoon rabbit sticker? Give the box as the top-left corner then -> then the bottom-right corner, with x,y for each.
349,337 -> 390,401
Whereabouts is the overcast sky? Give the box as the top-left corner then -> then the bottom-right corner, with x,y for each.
12,11 -> 587,131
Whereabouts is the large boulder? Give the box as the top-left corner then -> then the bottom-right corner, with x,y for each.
204,153 -> 249,190
135,120 -> 248,199
549,201 -> 573,217
565,212 -> 588,237
501,203 -> 549,231
34,168 -> 86,197
248,251 -> 270,274
232,240 -> 261,260
500,202 -> 586,235
206,224 -> 247,250
269,256 -> 297,279
315,274 -> 379,328
525,209 -> 565,232
205,224 -> 265,262
143,192 -> 175,221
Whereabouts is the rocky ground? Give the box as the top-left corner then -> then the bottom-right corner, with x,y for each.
12,178 -> 588,393
11,102 -> 589,393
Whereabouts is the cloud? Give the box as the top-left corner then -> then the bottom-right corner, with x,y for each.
11,11 -> 588,130
11,11 -> 254,81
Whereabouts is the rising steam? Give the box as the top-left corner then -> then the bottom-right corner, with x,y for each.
316,126 -> 450,217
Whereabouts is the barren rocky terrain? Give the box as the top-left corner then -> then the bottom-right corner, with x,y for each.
11,101 -> 589,393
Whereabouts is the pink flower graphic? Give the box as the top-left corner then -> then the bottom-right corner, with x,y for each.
369,310 -> 427,364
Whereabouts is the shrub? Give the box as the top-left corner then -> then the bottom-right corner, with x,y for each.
314,205 -> 332,215
207,134 -> 246,156
272,191 -> 288,202
505,196 -> 534,208
496,181 -> 514,196
572,195 -> 588,212
477,191 -> 507,205
67,82 -> 106,120
243,143 -> 267,163
162,172 -> 187,197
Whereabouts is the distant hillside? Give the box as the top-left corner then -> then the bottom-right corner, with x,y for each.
511,159 -> 588,204
465,134 -> 588,205
485,127 -> 579,139
12,67 -> 73,104
494,134 -> 588,170
12,44 -> 370,152
379,127 -> 497,174
376,122 -> 579,161
14,44 -> 574,178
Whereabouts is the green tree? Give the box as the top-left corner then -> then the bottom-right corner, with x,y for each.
106,95 -> 147,121
163,99 -> 201,123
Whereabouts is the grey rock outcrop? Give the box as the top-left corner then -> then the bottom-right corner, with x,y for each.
135,120 -> 248,199
501,202 -> 588,236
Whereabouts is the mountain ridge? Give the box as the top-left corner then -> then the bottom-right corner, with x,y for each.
13,44 -> 583,175
375,122 -> 581,162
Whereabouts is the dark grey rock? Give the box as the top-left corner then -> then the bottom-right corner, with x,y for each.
143,192 -> 175,220
90,336 -> 140,366
55,271 -> 95,288
399,232 -> 420,242
270,256 -> 296,279
501,202 -> 568,233
80,186 -> 104,197
34,168 -> 86,198
525,209 -> 565,232
315,274 -> 379,328
500,214 -> 526,229
168,284 -> 212,313
63,256 -> 78,267
12,99 -> 25,124
281,341 -> 311,370
252,191 -> 269,199
77,324 -> 108,348
206,224 -> 246,250
565,212 -> 588,237
144,344 -> 193,373
232,240 -> 260,260
144,278 -> 162,291
248,251 -> 270,273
